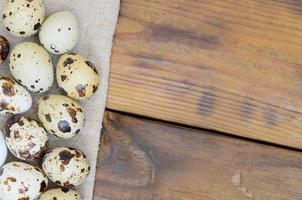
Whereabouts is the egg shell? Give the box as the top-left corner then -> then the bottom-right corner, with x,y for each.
0,131 -> 7,167
5,115 -> 48,161
42,147 -> 90,187
57,52 -> 100,100
0,76 -> 32,114
0,35 -> 9,63
39,188 -> 83,200
2,0 -> 45,37
39,11 -> 79,54
9,42 -> 54,93
38,95 -> 85,139
0,162 -> 48,199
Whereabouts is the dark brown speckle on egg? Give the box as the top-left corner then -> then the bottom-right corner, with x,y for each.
85,60 -> 98,74
61,75 -> 67,82
42,96 -> 49,101
39,180 -> 47,192
66,107 -> 77,123
61,187 -> 69,193
44,114 -> 51,122
13,130 -> 20,138
93,85 -> 98,93
5,115 -> 22,134
0,77 -> 15,84
74,149 -> 81,158
75,84 -> 86,97
63,57 -> 74,67
58,150 -> 74,165
33,22 -> 41,31
0,36 -> 10,63
2,82 -> 15,97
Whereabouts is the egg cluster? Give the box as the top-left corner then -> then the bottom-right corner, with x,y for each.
0,0 -> 101,199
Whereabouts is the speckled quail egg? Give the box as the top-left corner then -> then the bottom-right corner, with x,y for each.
39,11 -> 79,54
5,115 -> 48,161
57,52 -> 100,100
42,147 -> 90,187
0,76 -> 32,114
39,188 -> 83,200
38,95 -> 85,139
2,0 -> 45,37
0,162 -> 48,199
0,131 -> 7,166
0,35 -> 9,63
9,42 -> 54,93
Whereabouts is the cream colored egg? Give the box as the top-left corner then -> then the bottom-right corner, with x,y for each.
39,188 -> 83,200
0,131 -> 7,167
2,0 -> 45,37
9,42 -> 54,93
57,52 -> 100,100
0,162 -> 48,199
0,76 -> 32,114
38,95 -> 85,139
5,115 -> 48,161
39,11 -> 79,54
42,147 -> 90,187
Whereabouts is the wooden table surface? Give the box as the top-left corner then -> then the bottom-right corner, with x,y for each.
94,0 -> 302,199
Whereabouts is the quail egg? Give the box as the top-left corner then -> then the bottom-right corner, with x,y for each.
2,0 -> 45,37
42,147 -> 90,187
0,162 -> 48,199
0,131 -> 7,167
0,35 -> 9,63
0,76 -> 32,114
38,95 -> 85,139
57,52 -> 99,100
39,11 -> 79,54
5,115 -> 48,161
39,188 -> 83,200
9,42 -> 54,93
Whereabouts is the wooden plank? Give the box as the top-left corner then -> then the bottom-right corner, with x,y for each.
107,0 -> 302,148
94,111 -> 302,200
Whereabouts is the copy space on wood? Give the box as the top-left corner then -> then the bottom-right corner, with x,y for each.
108,0 -> 302,148
94,111 -> 302,200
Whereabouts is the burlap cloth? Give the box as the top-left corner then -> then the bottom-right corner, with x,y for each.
0,0 -> 120,199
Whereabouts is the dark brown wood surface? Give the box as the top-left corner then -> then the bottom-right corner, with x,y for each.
107,0 -> 302,148
94,111 -> 302,200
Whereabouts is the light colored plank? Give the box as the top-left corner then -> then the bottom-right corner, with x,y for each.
107,0 -> 302,148
94,111 -> 302,199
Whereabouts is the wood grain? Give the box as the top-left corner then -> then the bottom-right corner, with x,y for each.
94,111 -> 302,200
107,0 -> 302,148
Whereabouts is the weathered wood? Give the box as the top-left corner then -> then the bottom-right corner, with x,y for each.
94,111 -> 302,200
107,0 -> 302,148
